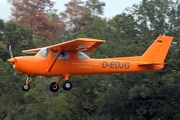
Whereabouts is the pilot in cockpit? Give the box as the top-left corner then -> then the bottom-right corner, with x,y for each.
58,52 -> 65,59
58,52 -> 69,60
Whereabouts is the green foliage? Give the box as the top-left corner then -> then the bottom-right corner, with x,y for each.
0,19 -> 5,41
2,22 -> 35,56
85,0 -> 106,17
0,46 -> 9,61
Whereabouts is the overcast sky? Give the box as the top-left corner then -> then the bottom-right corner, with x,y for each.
0,0 -> 141,21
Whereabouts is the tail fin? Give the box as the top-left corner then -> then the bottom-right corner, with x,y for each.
141,35 -> 174,63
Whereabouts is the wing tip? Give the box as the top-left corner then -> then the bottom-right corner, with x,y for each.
21,48 -> 41,54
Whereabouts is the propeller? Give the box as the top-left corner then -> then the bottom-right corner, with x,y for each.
7,45 -> 17,77
9,45 -> 13,58
7,45 -> 15,63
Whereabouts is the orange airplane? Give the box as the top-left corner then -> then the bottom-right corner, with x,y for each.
7,35 -> 174,92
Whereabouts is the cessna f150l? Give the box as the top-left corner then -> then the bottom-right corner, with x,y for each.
7,35 -> 174,92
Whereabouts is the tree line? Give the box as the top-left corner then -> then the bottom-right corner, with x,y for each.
0,0 -> 180,119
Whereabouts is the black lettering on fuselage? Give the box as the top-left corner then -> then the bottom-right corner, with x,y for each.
102,61 -> 130,69
110,61 -> 115,68
115,62 -> 120,68
102,61 -> 108,68
124,62 -> 130,69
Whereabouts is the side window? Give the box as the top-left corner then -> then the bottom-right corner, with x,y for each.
76,52 -> 90,59
52,52 -> 69,60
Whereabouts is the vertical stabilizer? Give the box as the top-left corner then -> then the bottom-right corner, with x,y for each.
141,35 -> 174,63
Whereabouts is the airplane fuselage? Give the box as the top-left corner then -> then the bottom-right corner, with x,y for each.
12,55 -> 164,77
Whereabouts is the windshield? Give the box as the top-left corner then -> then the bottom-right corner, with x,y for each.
35,47 -> 49,57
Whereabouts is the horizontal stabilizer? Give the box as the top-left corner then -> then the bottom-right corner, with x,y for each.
137,62 -> 166,66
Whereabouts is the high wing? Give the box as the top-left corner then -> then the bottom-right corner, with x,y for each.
22,38 -> 105,54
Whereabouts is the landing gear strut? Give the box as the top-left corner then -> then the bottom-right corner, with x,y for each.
22,76 -> 31,91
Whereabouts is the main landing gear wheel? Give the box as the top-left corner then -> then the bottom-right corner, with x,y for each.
49,82 -> 59,92
22,84 -> 30,91
62,81 -> 72,90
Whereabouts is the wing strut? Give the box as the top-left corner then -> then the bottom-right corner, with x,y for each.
46,48 -> 62,72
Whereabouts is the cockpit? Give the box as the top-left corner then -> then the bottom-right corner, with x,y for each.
35,47 -> 90,60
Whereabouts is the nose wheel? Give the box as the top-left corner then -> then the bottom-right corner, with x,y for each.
22,77 -> 31,91
22,83 -> 30,91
